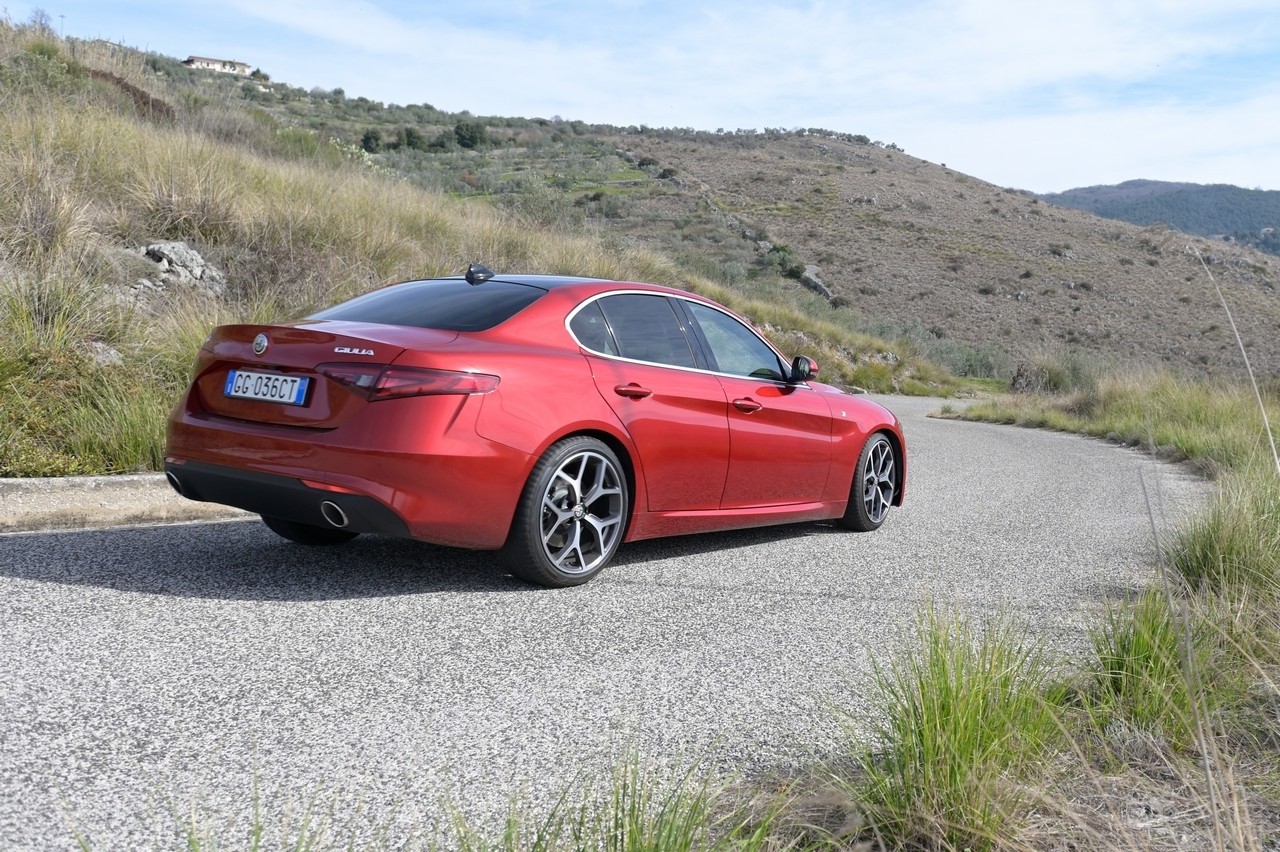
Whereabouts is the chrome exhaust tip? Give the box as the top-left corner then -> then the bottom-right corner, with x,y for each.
165,470 -> 185,497
320,500 -> 349,529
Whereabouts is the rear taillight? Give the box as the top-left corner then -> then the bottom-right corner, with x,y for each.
319,363 -> 499,401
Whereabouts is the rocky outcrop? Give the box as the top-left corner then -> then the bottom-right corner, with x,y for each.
799,265 -> 834,300
129,241 -> 226,299
77,341 -> 124,367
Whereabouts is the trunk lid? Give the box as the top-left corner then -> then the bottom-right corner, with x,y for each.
190,322 -> 458,428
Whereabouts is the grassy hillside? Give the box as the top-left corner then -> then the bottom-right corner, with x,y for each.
0,22 -> 951,477
606,135 -> 1280,376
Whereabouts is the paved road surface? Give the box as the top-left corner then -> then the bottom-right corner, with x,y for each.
0,397 -> 1211,849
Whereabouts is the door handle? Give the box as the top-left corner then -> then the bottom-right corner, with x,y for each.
614,384 -> 653,399
732,398 -> 762,413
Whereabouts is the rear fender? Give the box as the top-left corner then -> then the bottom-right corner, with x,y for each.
472,358 -> 647,540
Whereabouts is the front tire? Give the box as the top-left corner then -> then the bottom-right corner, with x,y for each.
261,515 -> 359,546
837,432 -> 897,531
502,436 -> 629,588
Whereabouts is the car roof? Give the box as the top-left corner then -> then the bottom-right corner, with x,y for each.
434,273 -> 702,295
438,273 -> 609,289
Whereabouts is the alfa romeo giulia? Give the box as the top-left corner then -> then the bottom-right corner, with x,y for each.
164,265 -> 905,587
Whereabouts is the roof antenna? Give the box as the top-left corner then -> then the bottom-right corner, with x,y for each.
465,263 -> 495,286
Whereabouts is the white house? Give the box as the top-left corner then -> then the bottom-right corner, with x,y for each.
183,56 -> 252,76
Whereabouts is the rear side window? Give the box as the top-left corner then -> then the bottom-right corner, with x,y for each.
309,279 -> 546,332
568,301 -> 619,355
595,294 -> 697,369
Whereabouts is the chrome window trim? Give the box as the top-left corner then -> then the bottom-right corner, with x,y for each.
564,290 -> 808,388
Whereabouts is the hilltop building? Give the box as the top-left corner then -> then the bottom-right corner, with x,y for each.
183,56 -> 251,76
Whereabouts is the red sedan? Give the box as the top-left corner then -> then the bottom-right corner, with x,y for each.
164,266 -> 905,587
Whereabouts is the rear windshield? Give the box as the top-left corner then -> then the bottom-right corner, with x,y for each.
309,279 -> 547,332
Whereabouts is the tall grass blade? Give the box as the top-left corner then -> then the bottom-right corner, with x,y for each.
1142,470 -> 1226,850
1190,246 -> 1280,479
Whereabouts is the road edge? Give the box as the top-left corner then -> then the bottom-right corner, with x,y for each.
0,473 -> 248,533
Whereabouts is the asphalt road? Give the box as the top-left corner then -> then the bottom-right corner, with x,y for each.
0,397 -> 1212,849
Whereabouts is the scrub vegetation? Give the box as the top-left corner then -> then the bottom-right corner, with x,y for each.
947,358 -> 1280,848
5,14 -> 1280,851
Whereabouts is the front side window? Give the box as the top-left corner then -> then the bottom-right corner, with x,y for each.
686,303 -> 787,381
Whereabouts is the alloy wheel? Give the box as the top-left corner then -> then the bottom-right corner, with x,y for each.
862,439 -> 895,525
538,450 -> 625,575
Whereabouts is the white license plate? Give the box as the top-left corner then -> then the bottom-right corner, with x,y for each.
224,370 -> 310,406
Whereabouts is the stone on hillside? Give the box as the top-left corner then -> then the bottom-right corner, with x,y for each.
78,341 -> 124,367
867,351 -> 900,366
800,265 -> 834,301
131,241 -> 227,298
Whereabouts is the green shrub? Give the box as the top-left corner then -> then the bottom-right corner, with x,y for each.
1083,589 -> 1222,752
5,39 -> 88,92
1009,350 -> 1103,396
1170,463 -> 1280,598
454,120 -> 488,149
760,244 -> 804,279
845,608 -> 1056,850
449,758 -> 776,852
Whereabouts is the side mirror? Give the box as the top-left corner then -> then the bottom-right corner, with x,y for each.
789,355 -> 819,383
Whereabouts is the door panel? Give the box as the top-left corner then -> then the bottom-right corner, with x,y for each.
718,378 -> 833,508
677,301 -> 834,509
586,357 -> 729,511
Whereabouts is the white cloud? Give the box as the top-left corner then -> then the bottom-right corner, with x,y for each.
905,82 -> 1280,191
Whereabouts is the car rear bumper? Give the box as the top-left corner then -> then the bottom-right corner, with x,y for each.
164,460 -> 411,537
164,391 -> 535,549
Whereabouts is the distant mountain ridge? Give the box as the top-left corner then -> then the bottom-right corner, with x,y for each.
1040,180 -> 1280,255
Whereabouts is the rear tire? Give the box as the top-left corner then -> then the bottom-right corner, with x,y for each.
502,436 -> 628,588
261,515 -> 358,546
837,432 -> 896,531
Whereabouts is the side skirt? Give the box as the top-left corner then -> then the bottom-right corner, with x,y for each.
624,501 -> 845,542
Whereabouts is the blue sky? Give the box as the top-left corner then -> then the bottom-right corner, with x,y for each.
11,0 -> 1280,192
